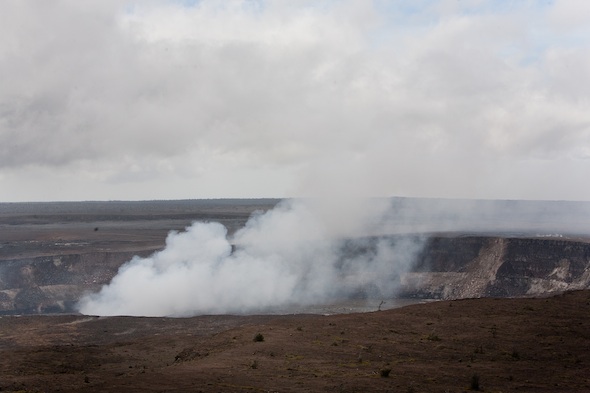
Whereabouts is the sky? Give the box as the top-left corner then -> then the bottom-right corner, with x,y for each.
1,0 -> 590,202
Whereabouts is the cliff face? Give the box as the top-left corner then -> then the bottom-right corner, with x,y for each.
1,236 -> 590,314
0,250 -> 153,314
400,236 -> 590,299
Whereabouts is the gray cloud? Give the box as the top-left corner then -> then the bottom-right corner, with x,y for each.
1,0 -> 589,201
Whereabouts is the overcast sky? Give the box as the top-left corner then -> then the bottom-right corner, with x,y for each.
1,0 -> 589,202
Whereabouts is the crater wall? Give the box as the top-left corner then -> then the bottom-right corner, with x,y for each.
400,236 -> 590,299
2,199 -> 589,314
2,235 -> 589,314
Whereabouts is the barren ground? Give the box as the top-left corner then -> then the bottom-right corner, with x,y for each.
0,200 -> 278,260
1,290 -> 589,392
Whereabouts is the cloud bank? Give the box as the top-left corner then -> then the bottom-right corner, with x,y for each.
1,1 -> 590,201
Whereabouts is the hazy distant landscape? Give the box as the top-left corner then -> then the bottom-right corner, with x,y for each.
2,197 -> 590,316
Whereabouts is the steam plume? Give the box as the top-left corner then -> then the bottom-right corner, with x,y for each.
77,199 -> 424,317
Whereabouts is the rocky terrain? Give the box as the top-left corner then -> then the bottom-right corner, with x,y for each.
400,235 -> 590,299
1,199 -> 590,314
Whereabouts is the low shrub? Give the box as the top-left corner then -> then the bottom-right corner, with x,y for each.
470,373 -> 480,391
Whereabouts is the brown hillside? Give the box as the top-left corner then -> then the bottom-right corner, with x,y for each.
1,290 -> 589,392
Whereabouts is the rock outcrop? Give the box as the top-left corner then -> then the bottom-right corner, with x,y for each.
400,236 -> 590,299
0,250 -> 153,314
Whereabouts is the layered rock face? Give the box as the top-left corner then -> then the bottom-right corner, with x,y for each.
400,236 -> 590,299
2,235 -> 589,314
0,250 -> 154,314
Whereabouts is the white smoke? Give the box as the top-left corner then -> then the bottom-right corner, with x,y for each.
76,199 -> 425,317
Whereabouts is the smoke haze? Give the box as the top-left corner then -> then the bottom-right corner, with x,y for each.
77,199 -> 424,316
76,197 -> 590,317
